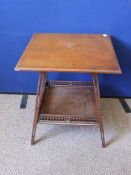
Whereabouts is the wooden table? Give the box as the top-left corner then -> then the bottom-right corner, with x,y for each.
15,34 -> 121,147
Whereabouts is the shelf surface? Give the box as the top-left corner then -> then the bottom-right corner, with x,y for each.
39,81 -> 98,125
15,33 -> 121,74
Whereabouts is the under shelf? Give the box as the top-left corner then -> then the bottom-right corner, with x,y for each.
38,81 -> 98,125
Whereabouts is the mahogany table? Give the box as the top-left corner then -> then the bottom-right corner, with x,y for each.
15,34 -> 121,147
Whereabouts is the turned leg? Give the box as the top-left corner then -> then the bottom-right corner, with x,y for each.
31,72 -> 47,145
92,74 -> 105,148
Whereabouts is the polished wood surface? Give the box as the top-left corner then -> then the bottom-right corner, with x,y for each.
15,33 -> 121,74
39,81 -> 98,125
41,86 -> 96,116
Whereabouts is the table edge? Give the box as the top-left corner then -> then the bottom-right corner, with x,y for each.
15,66 -> 122,74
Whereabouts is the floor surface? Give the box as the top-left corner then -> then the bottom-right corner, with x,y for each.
0,95 -> 131,175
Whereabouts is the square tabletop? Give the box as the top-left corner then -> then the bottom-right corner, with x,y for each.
15,33 -> 121,74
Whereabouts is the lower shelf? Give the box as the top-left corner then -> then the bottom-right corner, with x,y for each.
38,81 -> 98,125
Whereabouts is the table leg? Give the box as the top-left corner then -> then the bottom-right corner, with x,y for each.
31,72 -> 47,145
92,74 -> 105,148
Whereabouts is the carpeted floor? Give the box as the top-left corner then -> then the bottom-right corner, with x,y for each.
0,94 -> 131,175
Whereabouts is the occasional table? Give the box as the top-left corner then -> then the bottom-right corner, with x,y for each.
15,34 -> 121,147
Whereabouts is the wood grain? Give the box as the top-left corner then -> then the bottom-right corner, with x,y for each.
40,86 -> 97,118
15,33 -> 121,74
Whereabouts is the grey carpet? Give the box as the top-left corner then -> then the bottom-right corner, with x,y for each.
0,94 -> 131,175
